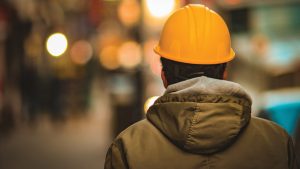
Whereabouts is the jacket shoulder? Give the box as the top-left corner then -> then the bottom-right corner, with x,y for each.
250,116 -> 290,138
116,119 -> 158,140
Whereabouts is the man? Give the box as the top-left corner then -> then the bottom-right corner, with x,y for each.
104,4 -> 297,169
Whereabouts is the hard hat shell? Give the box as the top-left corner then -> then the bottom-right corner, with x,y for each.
154,4 -> 235,64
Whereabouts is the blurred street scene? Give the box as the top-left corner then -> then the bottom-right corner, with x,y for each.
0,0 -> 300,169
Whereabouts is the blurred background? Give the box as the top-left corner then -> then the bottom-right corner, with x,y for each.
0,0 -> 300,168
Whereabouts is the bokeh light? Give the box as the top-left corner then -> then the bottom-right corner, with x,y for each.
99,45 -> 120,70
144,96 -> 159,113
70,40 -> 93,65
145,0 -> 175,18
144,39 -> 161,76
225,0 -> 241,5
118,41 -> 142,69
118,0 -> 141,27
46,33 -> 68,57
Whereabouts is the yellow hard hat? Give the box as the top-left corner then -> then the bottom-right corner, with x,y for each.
154,4 -> 235,64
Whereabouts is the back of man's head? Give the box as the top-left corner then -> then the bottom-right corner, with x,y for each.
161,57 -> 227,85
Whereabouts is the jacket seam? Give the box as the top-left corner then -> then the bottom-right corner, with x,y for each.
184,109 -> 197,149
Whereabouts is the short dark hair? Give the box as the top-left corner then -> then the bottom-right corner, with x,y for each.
160,57 -> 227,85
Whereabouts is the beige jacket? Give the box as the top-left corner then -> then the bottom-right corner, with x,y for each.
105,77 -> 298,169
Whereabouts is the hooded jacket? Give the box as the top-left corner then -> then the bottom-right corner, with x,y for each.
105,77 -> 297,169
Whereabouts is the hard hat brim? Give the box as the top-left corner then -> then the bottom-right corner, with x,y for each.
154,45 -> 235,65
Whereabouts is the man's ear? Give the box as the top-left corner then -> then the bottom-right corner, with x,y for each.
161,70 -> 168,88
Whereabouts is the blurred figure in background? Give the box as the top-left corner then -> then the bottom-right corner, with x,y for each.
104,4 -> 297,169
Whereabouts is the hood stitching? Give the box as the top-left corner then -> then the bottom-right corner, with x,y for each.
155,94 -> 251,108
184,111 -> 197,150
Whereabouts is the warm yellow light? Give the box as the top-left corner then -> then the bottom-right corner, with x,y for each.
146,0 -> 175,18
118,41 -> 142,69
99,46 -> 120,70
144,96 -> 159,113
118,0 -> 141,27
46,33 -> 68,57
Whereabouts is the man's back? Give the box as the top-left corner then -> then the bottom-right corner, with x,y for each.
105,77 -> 297,169
105,118 -> 294,169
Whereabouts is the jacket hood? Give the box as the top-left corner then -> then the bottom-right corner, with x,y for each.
146,77 -> 252,154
